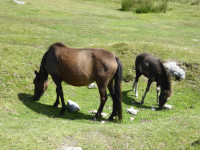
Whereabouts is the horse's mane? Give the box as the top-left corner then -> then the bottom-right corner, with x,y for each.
158,60 -> 172,97
53,42 -> 66,47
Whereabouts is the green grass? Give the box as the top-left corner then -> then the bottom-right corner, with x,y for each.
0,0 -> 200,149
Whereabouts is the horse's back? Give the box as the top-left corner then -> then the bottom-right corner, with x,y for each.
45,43 -> 117,86
136,53 -> 162,79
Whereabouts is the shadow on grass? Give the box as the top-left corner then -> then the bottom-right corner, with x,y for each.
18,93 -> 93,120
122,90 -> 154,109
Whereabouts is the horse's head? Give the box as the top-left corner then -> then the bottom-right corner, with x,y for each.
33,70 -> 48,101
159,90 -> 171,109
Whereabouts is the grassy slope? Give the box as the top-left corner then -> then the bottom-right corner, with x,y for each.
0,0 -> 200,149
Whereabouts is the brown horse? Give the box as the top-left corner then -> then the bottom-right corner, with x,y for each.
132,53 -> 172,109
33,42 -> 123,121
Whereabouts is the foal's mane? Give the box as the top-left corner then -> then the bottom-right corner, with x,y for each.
158,60 -> 172,97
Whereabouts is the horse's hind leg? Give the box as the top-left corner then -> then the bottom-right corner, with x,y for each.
51,75 -> 66,115
133,71 -> 141,98
93,83 -> 108,121
141,79 -> 152,104
53,87 -> 60,107
107,80 -> 117,121
156,83 -> 160,105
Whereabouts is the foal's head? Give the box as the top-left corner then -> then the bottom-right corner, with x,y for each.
33,70 -> 48,101
159,90 -> 172,109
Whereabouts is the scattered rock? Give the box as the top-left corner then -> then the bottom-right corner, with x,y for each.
67,100 -> 81,112
90,110 -> 97,114
62,147 -> 82,150
87,83 -> 97,89
164,62 -> 185,80
126,107 -> 139,115
89,110 -> 107,117
101,113 -> 107,118
164,104 -> 173,109
193,39 -> 199,42
130,117 -> 135,122
13,0 -> 26,4
101,120 -> 105,124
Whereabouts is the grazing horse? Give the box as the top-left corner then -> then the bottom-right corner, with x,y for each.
33,42 -> 123,121
132,53 -> 172,109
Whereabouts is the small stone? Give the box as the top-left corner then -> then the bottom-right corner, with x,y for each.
126,107 -> 139,115
67,100 -> 81,112
90,110 -> 97,114
87,83 -> 97,89
164,104 -> 173,109
101,113 -> 107,118
151,107 -> 156,111
101,121 -> 105,124
130,117 -> 135,122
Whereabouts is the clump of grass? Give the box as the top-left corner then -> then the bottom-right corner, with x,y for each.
191,0 -> 200,5
121,0 -> 168,13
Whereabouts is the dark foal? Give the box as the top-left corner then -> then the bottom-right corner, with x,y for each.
33,42 -> 123,121
132,53 -> 172,109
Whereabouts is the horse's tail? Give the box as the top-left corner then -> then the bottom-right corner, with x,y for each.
114,57 -> 123,121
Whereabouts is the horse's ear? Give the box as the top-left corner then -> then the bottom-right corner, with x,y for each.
35,70 -> 38,75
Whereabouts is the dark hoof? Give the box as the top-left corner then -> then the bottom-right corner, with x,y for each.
53,102 -> 59,107
108,116 -> 114,121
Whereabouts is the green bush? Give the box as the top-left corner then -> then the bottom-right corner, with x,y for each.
121,0 -> 168,13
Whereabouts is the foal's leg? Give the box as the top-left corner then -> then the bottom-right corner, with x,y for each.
53,87 -> 60,107
141,79 -> 152,104
107,80 -> 117,121
156,83 -> 160,105
51,75 -> 66,115
93,84 -> 108,121
133,71 -> 141,98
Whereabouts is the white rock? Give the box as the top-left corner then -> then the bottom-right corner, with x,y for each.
13,0 -> 26,4
126,107 -> 139,115
101,113 -> 107,117
130,117 -> 135,122
151,107 -> 156,111
164,104 -> 173,109
164,62 -> 185,79
63,147 -> 82,150
67,100 -> 81,112
87,83 -> 97,89
101,120 -> 105,124
89,110 -> 107,117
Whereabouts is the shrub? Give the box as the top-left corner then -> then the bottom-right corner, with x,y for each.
121,0 -> 168,13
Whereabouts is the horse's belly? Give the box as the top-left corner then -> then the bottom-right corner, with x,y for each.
59,71 -> 94,86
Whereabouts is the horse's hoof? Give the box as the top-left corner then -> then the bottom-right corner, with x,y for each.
53,103 -> 58,107
108,116 -> 114,121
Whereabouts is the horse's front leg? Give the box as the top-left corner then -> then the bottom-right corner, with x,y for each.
93,86 -> 107,121
52,75 -> 66,115
53,87 -> 60,107
141,79 -> 152,104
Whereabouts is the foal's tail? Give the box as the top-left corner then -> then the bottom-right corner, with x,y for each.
114,57 -> 123,121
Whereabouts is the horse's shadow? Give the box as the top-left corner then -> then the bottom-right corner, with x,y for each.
18,93 -> 93,120
122,90 -> 153,109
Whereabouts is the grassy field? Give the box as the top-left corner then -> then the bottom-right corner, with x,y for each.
0,0 -> 200,149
